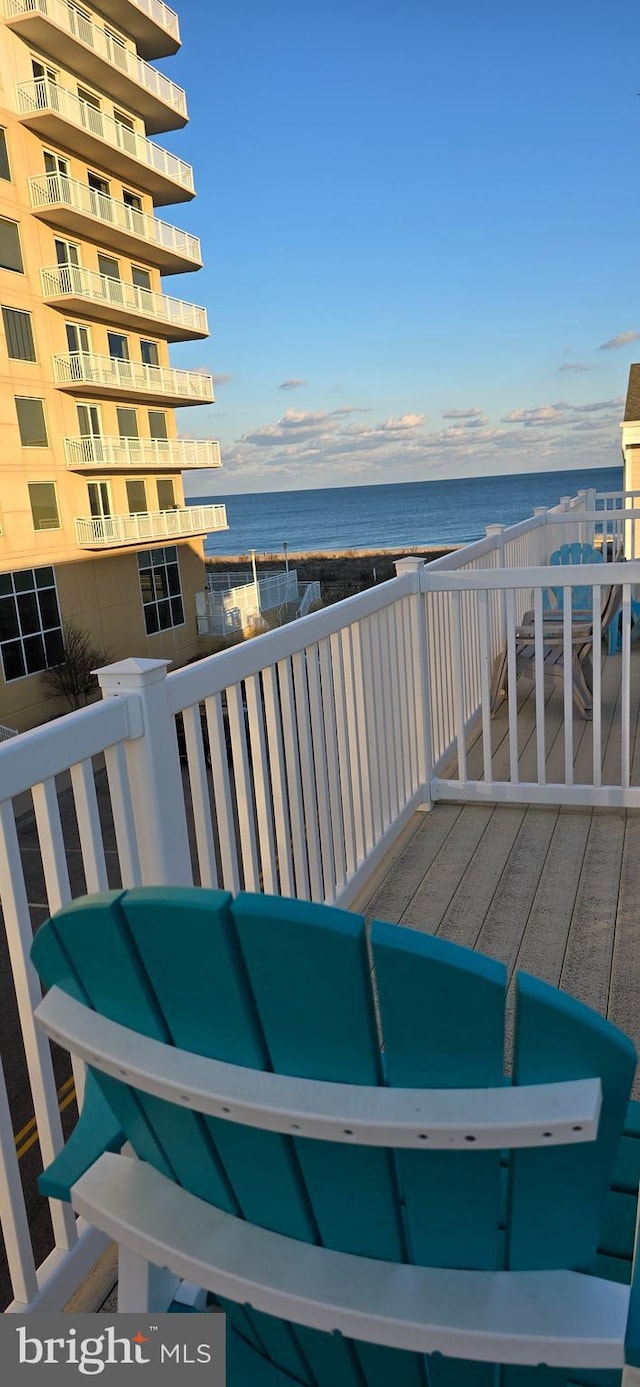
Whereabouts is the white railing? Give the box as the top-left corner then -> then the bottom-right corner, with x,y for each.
5,0 -> 187,119
1,481 -> 637,1314
75,504 -> 227,546
53,351 -> 214,402
41,263 -> 208,336
65,435 -> 221,469
125,0 -> 179,43
199,571 -> 300,636
297,580 -> 321,617
0,573 -> 424,1310
29,174 -> 201,267
16,80 -> 194,195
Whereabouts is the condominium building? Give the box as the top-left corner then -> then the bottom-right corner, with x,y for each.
0,0 -> 226,731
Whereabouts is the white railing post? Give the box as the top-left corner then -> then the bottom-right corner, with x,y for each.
533,506 -> 548,564
394,558 -> 433,807
95,657 -> 192,886
486,524 -> 506,655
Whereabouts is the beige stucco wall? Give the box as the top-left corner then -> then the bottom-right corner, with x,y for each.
0,2 -> 221,732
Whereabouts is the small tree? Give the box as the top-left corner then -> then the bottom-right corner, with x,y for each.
42,621 -> 113,711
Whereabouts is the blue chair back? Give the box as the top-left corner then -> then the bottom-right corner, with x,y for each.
545,543 -> 603,614
31,888 -> 637,1387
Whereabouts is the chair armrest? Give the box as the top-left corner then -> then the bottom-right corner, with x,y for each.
38,1070 -> 124,1203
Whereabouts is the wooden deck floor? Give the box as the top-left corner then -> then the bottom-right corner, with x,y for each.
359,647 -> 640,1093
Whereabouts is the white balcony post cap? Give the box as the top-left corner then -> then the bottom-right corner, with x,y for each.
394,556 -> 425,577
94,657 -> 171,697
486,524 -> 505,536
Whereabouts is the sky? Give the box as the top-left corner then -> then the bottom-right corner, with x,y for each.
156,1 -> 640,495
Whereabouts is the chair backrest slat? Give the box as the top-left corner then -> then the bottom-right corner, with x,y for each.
371,923 -> 506,1387
508,973 -> 636,1271
231,893 -> 427,1387
371,920 -> 507,1270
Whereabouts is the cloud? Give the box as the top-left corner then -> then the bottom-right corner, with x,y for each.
598,331 -> 640,351
279,378 -> 309,390
558,362 -> 591,373
213,373 -> 234,386
501,404 -> 569,426
191,389 -> 624,495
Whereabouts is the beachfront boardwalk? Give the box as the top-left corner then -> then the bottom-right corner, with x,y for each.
359,644 -> 640,1094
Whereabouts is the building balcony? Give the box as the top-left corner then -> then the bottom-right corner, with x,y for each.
75,503 -> 227,548
64,435 -> 221,470
41,263 -> 208,341
16,79 -> 194,205
87,0 -> 180,60
53,351 -> 214,405
4,0 -> 186,134
29,173 -> 201,274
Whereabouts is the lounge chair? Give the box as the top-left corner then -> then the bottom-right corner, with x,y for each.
31,887 -> 640,1386
491,582 -> 622,720
545,542 -> 604,616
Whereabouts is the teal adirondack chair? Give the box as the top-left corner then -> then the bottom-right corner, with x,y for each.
544,544 -> 605,617
31,888 -> 640,1387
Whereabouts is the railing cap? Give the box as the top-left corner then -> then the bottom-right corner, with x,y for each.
95,656 -> 171,693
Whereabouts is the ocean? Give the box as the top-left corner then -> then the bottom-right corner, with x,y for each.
189,465 -> 623,559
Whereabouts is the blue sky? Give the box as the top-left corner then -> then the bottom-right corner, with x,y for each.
158,1 -> 640,494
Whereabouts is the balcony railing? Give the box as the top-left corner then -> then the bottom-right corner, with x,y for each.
52,351 -> 214,404
41,263 -> 208,340
89,0 -> 180,59
5,0 -> 187,132
16,79 -> 194,202
29,173 -> 201,272
6,482 -> 640,1316
74,504 -> 228,548
64,435 -> 221,469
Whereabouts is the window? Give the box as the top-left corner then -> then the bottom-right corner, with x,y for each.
140,339 -> 159,367
15,398 -> 48,447
122,189 -> 144,232
117,407 -> 138,437
28,482 -> 60,531
78,86 -> 103,136
32,61 -> 58,109
87,171 -> 109,196
126,479 -> 147,514
157,479 -> 175,510
98,253 -> 119,280
78,86 -> 100,110
138,547 -> 183,634
66,321 -> 91,354
77,402 -> 101,437
148,410 -> 168,441
108,332 -> 129,360
55,238 -> 80,267
132,265 -> 151,291
44,150 -> 68,175
87,481 -> 111,520
0,130 -> 11,182
114,110 -> 136,154
0,566 -> 63,682
2,307 -> 36,362
0,218 -> 23,273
